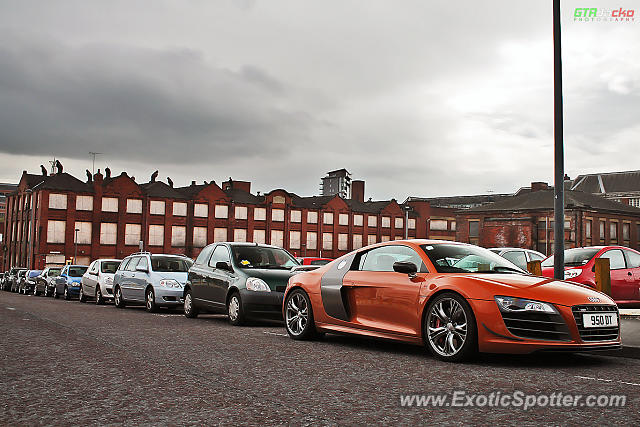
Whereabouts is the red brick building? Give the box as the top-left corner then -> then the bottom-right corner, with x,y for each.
3,167 -> 447,270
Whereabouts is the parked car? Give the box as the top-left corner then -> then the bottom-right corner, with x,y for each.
184,242 -> 300,324
11,269 -> 27,293
541,245 -> 640,306
284,239 -> 621,362
113,252 -> 193,312
53,265 -> 89,300
35,267 -> 62,297
296,257 -> 333,266
0,272 -> 9,291
489,248 -> 546,271
79,259 -> 121,304
20,270 -> 43,294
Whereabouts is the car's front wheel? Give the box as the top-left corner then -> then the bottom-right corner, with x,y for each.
424,292 -> 477,362
184,290 -> 198,318
227,292 -> 245,326
63,286 -> 70,300
284,289 -> 319,340
78,286 -> 87,303
114,287 -> 125,308
95,286 -> 104,305
145,288 -> 158,313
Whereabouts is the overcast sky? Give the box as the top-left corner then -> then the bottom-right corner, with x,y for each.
0,0 -> 638,200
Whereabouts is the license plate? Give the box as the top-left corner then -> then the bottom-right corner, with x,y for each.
582,312 -> 618,328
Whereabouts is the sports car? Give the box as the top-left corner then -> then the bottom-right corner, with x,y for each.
283,240 -> 621,362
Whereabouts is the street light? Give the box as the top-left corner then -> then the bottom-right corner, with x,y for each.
74,228 -> 80,264
553,0 -> 565,280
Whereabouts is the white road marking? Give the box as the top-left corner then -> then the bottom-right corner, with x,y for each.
263,331 -> 288,337
575,375 -> 640,387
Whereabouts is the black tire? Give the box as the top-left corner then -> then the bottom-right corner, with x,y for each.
64,286 -> 70,300
145,288 -> 158,313
284,289 -> 319,340
53,287 -> 59,299
114,287 -> 125,308
423,292 -> 478,363
78,286 -> 87,303
183,290 -> 198,318
95,286 -> 105,305
227,291 -> 246,326
33,286 -> 39,296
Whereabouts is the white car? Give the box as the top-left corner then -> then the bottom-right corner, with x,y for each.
488,247 -> 546,271
79,259 -> 122,304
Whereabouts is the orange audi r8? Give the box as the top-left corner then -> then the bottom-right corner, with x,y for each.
283,240 -> 621,362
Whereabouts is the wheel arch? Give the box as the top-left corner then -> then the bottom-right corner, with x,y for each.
225,286 -> 240,305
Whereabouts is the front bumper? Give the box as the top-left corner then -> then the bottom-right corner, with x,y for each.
66,285 -> 81,296
153,287 -> 184,307
239,289 -> 284,321
470,299 -> 621,355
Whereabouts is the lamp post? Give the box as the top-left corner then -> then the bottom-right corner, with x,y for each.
553,0 -> 565,280
403,205 -> 412,239
74,228 -> 80,264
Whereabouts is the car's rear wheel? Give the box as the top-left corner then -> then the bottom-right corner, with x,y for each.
33,286 -> 38,296
227,292 -> 245,326
114,287 -> 125,308
146,288 -> 158,313
78,286 -> 87,303
53,287 -> 59,299
424,292 -> 477,362
95,286 -> 104,305
284,289 -> 319,340
184,290 -> 198,318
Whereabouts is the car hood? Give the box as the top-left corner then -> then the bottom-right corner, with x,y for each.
152,271 -> 188,283
439,273 -> 614,306
67,277 -> 82,284
239,268 -> 297,290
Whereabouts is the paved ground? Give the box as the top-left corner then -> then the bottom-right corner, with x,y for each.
622,319 -> 640,348
1,292 -> 640,426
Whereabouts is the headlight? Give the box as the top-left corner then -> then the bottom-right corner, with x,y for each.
246,277 -> 271,292
159,279 -> 182,288
494,296 -> 557,314
564,269 -> 582,279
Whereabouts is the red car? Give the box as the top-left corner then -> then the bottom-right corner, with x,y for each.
541,246 -> 640,306
296,257 -> 333,266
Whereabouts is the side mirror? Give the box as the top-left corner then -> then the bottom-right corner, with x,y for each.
216,261 -> 232,272
393,261 -> 418,276
135,265 -> 149,273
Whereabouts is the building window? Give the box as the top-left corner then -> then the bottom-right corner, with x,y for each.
430,220 -> 448,231
49,193 -> 68,210
76,195 -> 93,211
353,234 -> 363,249
271,230 -> 284,247
194,203 -> 209,218
585,220 -> 592,239
599,221 -> 606,242
193,227 -> 207,247
171,226 -> 186,247
381,235 -> 390,242
100,223 -> 118,245
273,195 -> 286,204
215,205 -> 229,219
629,198 -> 640,207
407,218 -> 416,230
235,206 -> 248,220
291,210 -> 302,223
126,199 -> 142,214
102,197 -> 118,212
150,200 -> 165,215
623,223 -> 630,242
272,209 -> 285,222
395,217 -> 403,229
306,232 -> 317,250
368,216 -> 377,227
469,220 -> 480,245
307,211 -> 318,224
451,221 -> 456,231
253,229 -> 266,244
45,254 -> 65,265
354,214 -> 363,227
339,214 -> 349,226
74,221 -> 92,244
234,228 -> 247,242
47,220 -> 66,243
149,225 -> 164,246
214,228 -> 227,242
381,217 -> 391,228
610,222 -> 618,241
323,233 -> 333,250
173,202 -> 187,216
368,234 -> 376,245
290,231 -> 301,249
338,233 -> 348,250
323,212 -> 334,225
125,224 -> 141,246
254,207 -> 266,221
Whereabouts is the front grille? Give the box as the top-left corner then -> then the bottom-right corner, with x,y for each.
501,311 -> 571,341
572,305 -> 620,342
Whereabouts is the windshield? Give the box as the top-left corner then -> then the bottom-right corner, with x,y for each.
29,271 -> 42,278
49,268 -> 61,277
421,244 -> 526,274
231,246 -> 299,269
101,261 -> 120,274
541,248 -> 600,267
151,256 -> 192,272
68,267 -> 88,277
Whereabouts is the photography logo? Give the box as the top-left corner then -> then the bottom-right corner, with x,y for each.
574,7 -> 636,22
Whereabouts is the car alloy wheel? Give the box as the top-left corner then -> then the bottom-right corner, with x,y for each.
146,289 -> 157,313
33,286 -> 38,296
425,293 -> 477,362
284,290 -> 318,340
64,286 -> 70,300
227,292 -> 245,326
95,287 -> 103,305
114,287 -> 125,308
78,286 -> 86,303
184,291 -> 198,318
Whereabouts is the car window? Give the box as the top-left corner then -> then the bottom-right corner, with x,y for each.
210,246 -> 232,268
48,268 -> 61,277
359,245 -> 425,272
502,251 -> 527,270
90,261 -> 99,274
101,261 -> 120,274
68,267 -> 88,277
542,248 -> 600,267
137,257 -> 149,271
600,250 -> 626,270
125,257 -> 140,272
310,259 -> 330,266
624,250 -> 640,269
195,245 -> 214,265
150,256 -> 191,272
528,252 -> 545,261
118,258 -> 131,272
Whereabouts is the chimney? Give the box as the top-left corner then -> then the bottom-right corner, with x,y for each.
531,182 -> 549,192
351,180 -> 365,203
222,179 -> 251,193
191,180 -> 196,186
